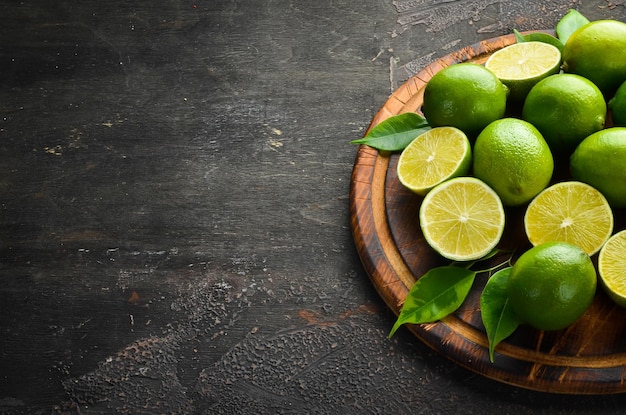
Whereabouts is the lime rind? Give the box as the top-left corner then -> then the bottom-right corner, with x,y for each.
419,177 -> 505,262
608,81 -> 626,126
508,241 -> 597,331
486,42 -> 561,80
422,63 -> 508,137
562,20 -> 626,96
515,31 -> 564,53
522,73 -> 607,154
570,127 -> 626,208
598,230 -> 626,308
524,181 -> 614,256
472,118 -> 554,207
485,41 -> 561,101
397,126 -> 472,195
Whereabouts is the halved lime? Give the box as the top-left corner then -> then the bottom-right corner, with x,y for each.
524,181 -> 614,256
599,230 -> 626,308
397,126 -> 472,195
419,177 -> 505,261
485,41 -> 561,101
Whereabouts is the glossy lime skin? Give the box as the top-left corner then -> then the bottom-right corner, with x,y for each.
522,74 -> 606,154
472,118 -> 553,206
508,242 -> 597,331
422,63 -> 508,138
570,127 -> 626,208
562,20 -> 626,97
609,81 -> 626,127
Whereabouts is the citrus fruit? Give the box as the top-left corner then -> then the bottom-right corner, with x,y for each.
518,32 -> 564,53
524,181 -> 614,256
522,73 -> 606,154
507,242 -> 597,331
485,41 -> 561,102
608,80 -> 626,127
422,63 -> 508,138
570,127 -> 626,208
419,177 -> 505,261
472,118 -> 553,206
562,19 -> 626,96
598,230 -> 626,308
396,127 -> 471,195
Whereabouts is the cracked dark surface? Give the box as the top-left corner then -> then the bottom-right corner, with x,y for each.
1,1 -> 626,414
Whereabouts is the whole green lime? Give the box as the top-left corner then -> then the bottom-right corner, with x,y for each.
422,63 -> 508,138
507,242 -> 597,331
570,127 -> 626,208
472,118 -> 553,206
522,74 -> 606,154
562,20 -> 626,96
609,81 -> 626,127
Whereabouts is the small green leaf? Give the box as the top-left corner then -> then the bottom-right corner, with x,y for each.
480,267 -> 521,363
514,29 -> 564,53
388,266 -> 476,338
556,9 -> 590,45
513,29 -> 526,43
351,112 -> 431,151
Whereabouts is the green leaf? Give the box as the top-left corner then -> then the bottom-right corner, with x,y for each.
556,9 -> 590,45
513,29 -> 564,53
480,267 -> 521,363
351,112 -> 431,151
388,266 -> 476,338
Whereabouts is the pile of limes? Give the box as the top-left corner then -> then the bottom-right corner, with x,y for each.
396,16 -> 626,332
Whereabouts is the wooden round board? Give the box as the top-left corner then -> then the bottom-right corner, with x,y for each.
349,31 -> 626,395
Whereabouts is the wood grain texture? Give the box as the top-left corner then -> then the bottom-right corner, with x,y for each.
350,31 -> 626,395
4,1 -> 626,412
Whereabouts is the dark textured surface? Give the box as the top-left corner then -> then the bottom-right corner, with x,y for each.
1,1 -> 626,413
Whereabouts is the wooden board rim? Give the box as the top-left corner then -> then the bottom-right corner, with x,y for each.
349,31 -> 626,395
